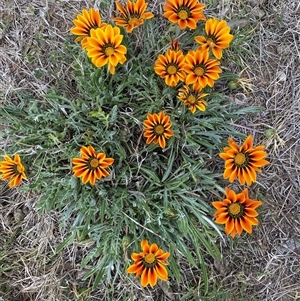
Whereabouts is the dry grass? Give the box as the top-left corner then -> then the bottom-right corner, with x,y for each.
1,0 -> 300,300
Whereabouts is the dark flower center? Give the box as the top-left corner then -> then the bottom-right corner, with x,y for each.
234,152 -> 249,167
194,65 -> 205,76
166,64 -> 178,75
177,7 -> 190,20
154,124 -> 165,136
228,202 -> 244,218
143,253 -> 157,268
88,158 -> 99,169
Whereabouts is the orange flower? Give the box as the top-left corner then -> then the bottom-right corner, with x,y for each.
163,0 -> 206,30
195,18 -> 234,59
0,154 -> 26,187
219,135 -> 269,186
177,85 -> 208,113
212,187 -> 262,238
70,8 -> 107,48
112,0 -> 154,33
86,25 -> 127,74
72,146 -> 114,185
154,49 -> 186,87
127,239 -> 170,287
184,49 -> 221,89
143,111 -> 174,149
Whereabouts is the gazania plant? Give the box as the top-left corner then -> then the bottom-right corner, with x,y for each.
0,0 -> 267,298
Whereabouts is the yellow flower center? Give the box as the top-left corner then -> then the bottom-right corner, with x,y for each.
128,17 -> 139,25
144,253 -> 156,264
228,203 -> 241,216
166,64 -> 178,75
234,152 -> 246,166
154,124 -> 165,135
187,95 -> 196,104
177,8 -> 189,20
104,46 -> 115,57
194,66 -> 205,76
89,158 -> 99,168
207,37 -> 216,47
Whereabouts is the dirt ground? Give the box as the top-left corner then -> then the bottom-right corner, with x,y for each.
0,0 -> 299,300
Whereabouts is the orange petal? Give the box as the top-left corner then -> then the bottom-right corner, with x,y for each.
215,212 -> 229,224
141,239 -> 150,252
148,268 -> 158,287
240,216 -> 252,233
225,217 -> 234,235
156,251 -> 170,261
158,136 -> 166,148
241,135 -> 253,151
127,262 -> 144,275
226,188 -> 237,202
155,262 -> 168,281
141,268 -> 150,287
149,243 -> 159,254
244,207 -> 259,217
235,219 -> 243,235
212,201 -> 225,210
212,47 -> 222,59
245,200 -> 262,210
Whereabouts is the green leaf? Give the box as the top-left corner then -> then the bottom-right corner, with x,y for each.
139,166 -> 161,184
55,232 -> 76,254
162,147 -> 175,182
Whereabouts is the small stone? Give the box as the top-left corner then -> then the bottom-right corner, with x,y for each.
277,71 -> 287,82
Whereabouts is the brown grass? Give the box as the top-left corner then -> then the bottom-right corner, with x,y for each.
1,0 -> 300,300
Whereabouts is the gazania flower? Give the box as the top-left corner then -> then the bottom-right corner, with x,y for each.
112,0 -> 154,33
212,187 -> 262,238
72,146 -> 114,185
195,18 -> 234,59
184,49 -> 222,89
219,135 -> 269,186
127,239 -> 170,287
163,0 -> 206,30
0,154 -> 26,187
70,8 -> 107,48
86,25 -> 127,74
177,85 -> 208,113
143,111 -> 174,149
154,49 -> 186,87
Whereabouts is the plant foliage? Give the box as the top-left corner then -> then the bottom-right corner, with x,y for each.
0,2 -> 261,295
